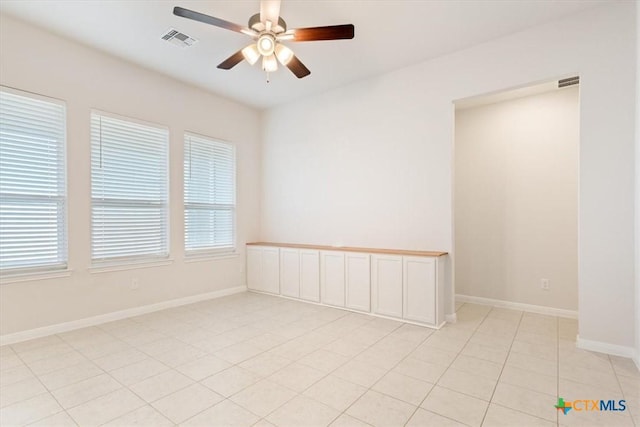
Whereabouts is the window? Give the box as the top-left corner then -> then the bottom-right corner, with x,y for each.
184,133 -> 235,255
0,88 -> 67,274
91,112 -> 168,263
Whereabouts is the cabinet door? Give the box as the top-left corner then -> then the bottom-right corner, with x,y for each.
261,247 -> 280,294
345,253 -> 371,312
403,256 -> 436,325
371,254 -> 403,318
300,249 -> 320,302
246,246 -> 262,291
320,251 -> 345,307
280,248 -> 300,298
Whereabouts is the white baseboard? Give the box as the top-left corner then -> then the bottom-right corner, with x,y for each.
0,286 -> 247,346
634,351 -> 640,371
445,313 -> 457,323
576,336 -> 636,358
455,294 -> 578,319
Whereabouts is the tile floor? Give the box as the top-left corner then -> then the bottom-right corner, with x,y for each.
1,292 -> 638,427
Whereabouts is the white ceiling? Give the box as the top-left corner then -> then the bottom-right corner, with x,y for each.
0,0 -> 606,109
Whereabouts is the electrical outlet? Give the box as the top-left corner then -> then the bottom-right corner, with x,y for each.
131,278 -> 139,290
541,278 -> 550,290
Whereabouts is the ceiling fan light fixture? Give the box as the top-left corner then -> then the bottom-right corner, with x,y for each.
257,34 -> 276,56
275,43 -> 294,65
242,44 -> 260,65
262,54 -> 278,72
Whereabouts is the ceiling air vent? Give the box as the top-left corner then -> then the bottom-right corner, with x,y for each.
161,28 -> 197,48
558,76 -> 579,88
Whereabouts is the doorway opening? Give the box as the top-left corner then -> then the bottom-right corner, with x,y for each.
452,78 -> 580,318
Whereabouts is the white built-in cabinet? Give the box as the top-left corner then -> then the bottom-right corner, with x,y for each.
320,251 -> 346,307
300,250 -> 320,302
371,255 -> 404,318
246,245 -> 280,294
247,243 -> 447,328
345,252 -> 371,312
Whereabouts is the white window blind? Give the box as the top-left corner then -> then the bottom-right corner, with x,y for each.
91,113 -> 168,263
184,133 -> 235,254
0,89 -> 67,274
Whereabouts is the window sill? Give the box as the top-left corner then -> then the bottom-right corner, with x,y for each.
184,252 -> 239,263
90,258 -> 174,274
0,269 -> 73,285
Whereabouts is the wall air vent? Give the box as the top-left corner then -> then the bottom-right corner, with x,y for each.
558,76 -> 579,88
161,28 -> 197,48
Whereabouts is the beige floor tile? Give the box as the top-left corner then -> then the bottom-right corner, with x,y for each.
372,371 -> 434,406
214,342 -> 265,364
406,408 -> 467,426
618,374 -> 640,399
332,360 -> 388,388
388,324 -> 434,343
229,379 -> 296,417
499,365 -> 557,396
11,336 -> 65,354
109,358 -> 169,386
392,357 -> 447,383
239,353 -> 292,377
28,410 -> 78,426
450,354 -> 503,380
421,334 -> 467,354
51,373 -> 122,409
0,353 -> 25,372
299,349 -> 349,373
469,332 -> 512,351
129,370 -> 193,403
329,413 -> 371,427
322,338 -> 368,357
511,340 -> 557,361
176,354 -> 232,381
0,393 -> 62,426
610,356 -> 640,379
151,383 -> 224,423
410,344 -> 457,366
303,375 -> 367,412
506,352 -> 557,377
491,382 -> 556,422
154,345 -> 207,368
201,366 -> 263,397
421,386 -> 488,427
37,361 -> 103,390
26,351 -> 87,376
437,368 -> 497,401
267,395 -> 340,427
181,399 -> 260,426
460,342 -> 508,365
1,377 -> 47,408
0,366 -> 34,388
103,405 -> 173,427
268,362 -> 326,393
17,343 -> 75,364
483,404 -> 556,426
346,390 -> 416,427
67,388 -> 145,427
559,363 -> 621,393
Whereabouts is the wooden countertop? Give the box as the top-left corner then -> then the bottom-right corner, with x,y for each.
247,242 -> 448,257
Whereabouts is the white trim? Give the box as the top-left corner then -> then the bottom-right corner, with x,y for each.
576,336 -> 636,358
89,259 -> 174,274
0,269 -> 72,285
455,294 -> 578,319
445,313 -> 457,323
184,253 -> 239,263
634,351 -> 640,372
0,286 -> 246,346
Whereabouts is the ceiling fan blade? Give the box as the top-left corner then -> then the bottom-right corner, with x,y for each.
217,50 -> 245,70
173,6 -> 256,36
285,55 -> 311,79
289,24 -> 354,42
260,0 -> 281,28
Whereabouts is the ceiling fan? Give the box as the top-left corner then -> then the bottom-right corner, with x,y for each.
173,0 -> 354,80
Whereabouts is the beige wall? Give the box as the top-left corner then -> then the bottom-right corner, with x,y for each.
0,15 -> 261,336
262,3 -> 636,349
454,87 -> 579,311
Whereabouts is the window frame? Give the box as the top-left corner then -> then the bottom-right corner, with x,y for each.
183,131 -> 237,257
90,110 -> 170,266
0,86 -> 68,277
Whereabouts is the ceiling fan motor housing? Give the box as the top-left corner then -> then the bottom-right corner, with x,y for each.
248,13 -> 287,33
